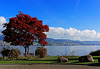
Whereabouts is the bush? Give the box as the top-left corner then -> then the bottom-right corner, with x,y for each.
0,47 -> 10,60
8,49 -> 21,60
90,50 -> 100,56
0,57 -> 3,60
35,47 -> 47,58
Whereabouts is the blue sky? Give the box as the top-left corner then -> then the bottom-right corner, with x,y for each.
0,0 -> 100,41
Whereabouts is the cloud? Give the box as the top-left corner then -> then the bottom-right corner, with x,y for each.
0,16 -> 7,35
0,16 -> 100,41
45,27 -> 100,41
0,16 -> 7,27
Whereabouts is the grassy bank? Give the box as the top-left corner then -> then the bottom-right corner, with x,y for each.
0,56 -> 100,64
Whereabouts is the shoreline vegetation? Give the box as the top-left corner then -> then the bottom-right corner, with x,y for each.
0,56 -> 100,65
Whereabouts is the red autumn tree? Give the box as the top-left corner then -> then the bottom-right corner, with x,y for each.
2,11 -> 49,56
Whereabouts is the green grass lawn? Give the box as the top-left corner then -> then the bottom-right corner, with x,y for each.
0,56 -> 100,65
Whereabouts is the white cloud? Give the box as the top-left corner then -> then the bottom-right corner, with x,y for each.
45,27 -> 100,41
0,16 -> 7,35
0,16 -> 7,25
0,16 -> 100,41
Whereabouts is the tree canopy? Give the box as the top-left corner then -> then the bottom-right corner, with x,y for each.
2,11 -> 49,56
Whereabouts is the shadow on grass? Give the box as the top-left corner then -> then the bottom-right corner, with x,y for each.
31,59 -> 57,61
88,63 -> 100,66
93,57 -> 99,59
19,59 -> 58,61
71,61 -> 80,64
68,59 -> 78,60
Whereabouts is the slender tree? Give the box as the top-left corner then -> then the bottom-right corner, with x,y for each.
2,11 -> 49,56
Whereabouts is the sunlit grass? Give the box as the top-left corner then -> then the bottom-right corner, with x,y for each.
0,56 -> 99,64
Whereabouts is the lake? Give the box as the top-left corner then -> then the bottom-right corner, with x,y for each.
0,45 -> 100,56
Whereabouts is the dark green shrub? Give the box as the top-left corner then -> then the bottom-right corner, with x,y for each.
35,47 -> 47,58
0,57 -> 3,60
90,50 -> 100,56
8,49 -> 21,60
0,47 -> 10,60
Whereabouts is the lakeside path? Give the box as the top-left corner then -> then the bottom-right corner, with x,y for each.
0,64 -> 100,69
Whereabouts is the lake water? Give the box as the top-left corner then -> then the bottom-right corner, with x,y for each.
0,45 -> 100,56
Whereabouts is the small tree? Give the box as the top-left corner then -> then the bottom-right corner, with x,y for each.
8,49 -> 21,60
35,47 -> 47,58
1,47 -> 10,60
2,11 -> 49,56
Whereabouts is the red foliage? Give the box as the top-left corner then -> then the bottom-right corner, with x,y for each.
2,11 -> 49,47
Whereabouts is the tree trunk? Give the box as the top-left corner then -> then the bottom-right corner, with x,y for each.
27,46 -> 29,56
24,46 -> 29,57
25,47 -> 27,57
